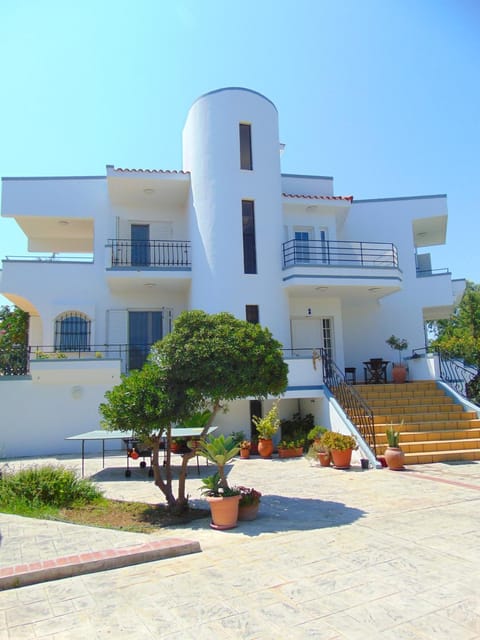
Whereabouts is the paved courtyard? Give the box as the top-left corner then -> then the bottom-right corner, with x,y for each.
0,451 -> 479,639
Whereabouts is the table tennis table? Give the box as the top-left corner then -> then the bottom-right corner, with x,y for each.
66,427 -> 217,477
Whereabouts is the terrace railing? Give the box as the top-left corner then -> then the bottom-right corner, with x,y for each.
282,239 -> 398,269
107,239 -> 191,268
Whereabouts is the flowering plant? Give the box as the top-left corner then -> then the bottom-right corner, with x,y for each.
239,440 -> 251,450
238,486 -> 262,507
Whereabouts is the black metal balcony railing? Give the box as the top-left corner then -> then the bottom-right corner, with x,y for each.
108,239 -> 191,268
282,239 -> 398,269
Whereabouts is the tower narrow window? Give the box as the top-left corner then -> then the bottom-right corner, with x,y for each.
242,200 -> 257,274
239,123 -> 253,170
246,305 -> 259,324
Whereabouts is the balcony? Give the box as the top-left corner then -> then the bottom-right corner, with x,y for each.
282,239 -> 402,299
106,239 -> 192,293
283,239 -> 398,269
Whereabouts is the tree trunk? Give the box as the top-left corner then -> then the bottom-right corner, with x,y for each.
176,402 -> 221,504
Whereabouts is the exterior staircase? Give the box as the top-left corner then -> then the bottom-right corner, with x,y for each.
354,381 -> 480,464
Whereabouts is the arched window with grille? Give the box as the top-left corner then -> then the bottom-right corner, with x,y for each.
55,312 -> 91,352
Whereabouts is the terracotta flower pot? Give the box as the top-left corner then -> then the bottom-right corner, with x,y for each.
238,503 -> 259,521
207,494 -> 240,530
258,438 -> 274,458
240,448 -> 250,459
317,451 -> 331,467
391,365 -> 407,383
331,448 -> 353,469
384,446 -> 405,470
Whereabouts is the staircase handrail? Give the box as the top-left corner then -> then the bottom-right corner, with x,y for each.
437,349 -> 480,406
321,351 -> 377,456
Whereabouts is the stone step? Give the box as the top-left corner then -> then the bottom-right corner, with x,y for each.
373,411 -> 477,424
375,428 -> 480,444
383,438 -> 480,454
403,449 -> 480,464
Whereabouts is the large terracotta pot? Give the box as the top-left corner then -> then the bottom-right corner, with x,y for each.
331,448 -> 353,469
384,446 -> 405,470
391,365 -> 407,383
207,494 -> 240,530
238,503 -> 260,521
258,438 -> 274,458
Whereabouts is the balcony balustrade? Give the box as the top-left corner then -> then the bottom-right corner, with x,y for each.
107,239 -> 191,269
282,239 -> 398,269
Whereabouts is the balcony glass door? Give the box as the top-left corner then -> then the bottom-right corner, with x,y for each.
131,224 -> 150,267
128,311 -> 163,370
294,230 -> 311,263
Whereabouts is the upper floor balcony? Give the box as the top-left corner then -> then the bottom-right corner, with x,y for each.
282,238 -> 402,299
105,238 -> 192,293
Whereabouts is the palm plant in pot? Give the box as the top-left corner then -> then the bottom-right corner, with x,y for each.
252,403 -> 280,458
198,434 -> 241,529
386,335 -> 408,383
384,423 -> 406,470
319,431 -> 358,469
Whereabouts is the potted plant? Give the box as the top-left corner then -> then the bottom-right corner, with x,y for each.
311,439 -> 331,467
252,403 -> 280,458
239,440 -> 251,459
384,424 -> 406,470
319,431 -> 357,469
277,439 -> 304,458
386,335 -> 408,383
307,425 -> 327,445
237,486 -> 262,521
198,434 -> 241,529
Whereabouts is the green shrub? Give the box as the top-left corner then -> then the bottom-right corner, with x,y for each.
0,465 -> 102,510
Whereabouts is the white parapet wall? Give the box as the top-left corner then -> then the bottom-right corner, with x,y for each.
0,360 -> 122,458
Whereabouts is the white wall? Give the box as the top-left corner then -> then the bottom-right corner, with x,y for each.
0,360 -> 121,458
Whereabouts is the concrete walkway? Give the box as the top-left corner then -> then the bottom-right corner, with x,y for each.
0,452 -> 480,639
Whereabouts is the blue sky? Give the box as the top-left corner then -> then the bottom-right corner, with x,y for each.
0,0 -> 478,308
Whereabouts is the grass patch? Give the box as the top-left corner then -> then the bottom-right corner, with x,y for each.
0,465 -> 209,533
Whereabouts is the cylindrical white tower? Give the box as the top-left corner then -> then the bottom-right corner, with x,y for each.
182,87 -> 290,346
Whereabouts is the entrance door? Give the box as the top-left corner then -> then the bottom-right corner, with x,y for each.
131,224 -> 150,267
128,311 -> 163,370
291,317 -> 334,359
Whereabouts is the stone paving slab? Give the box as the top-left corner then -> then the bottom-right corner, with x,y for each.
0,454 -> 480,639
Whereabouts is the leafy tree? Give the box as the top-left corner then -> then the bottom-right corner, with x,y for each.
100,310 -> 288,511
430,281 -> 480,401
0,305 -> 29,375
0,305 -> 28,345
431,281 -> 480,365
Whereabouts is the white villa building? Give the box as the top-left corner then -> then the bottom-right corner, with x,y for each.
0,87 -> 465,459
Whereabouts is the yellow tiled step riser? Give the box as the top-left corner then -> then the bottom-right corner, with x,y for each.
373,421 -> 480,431
381,439 -> 480,453
359,393 -> 447,402
355,384 -> 439,393
375,429 -> 480,443
371,407 -> 466,417
367,398 -> 453,407
404,450 -> 480,464
373,413 -> 477,424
